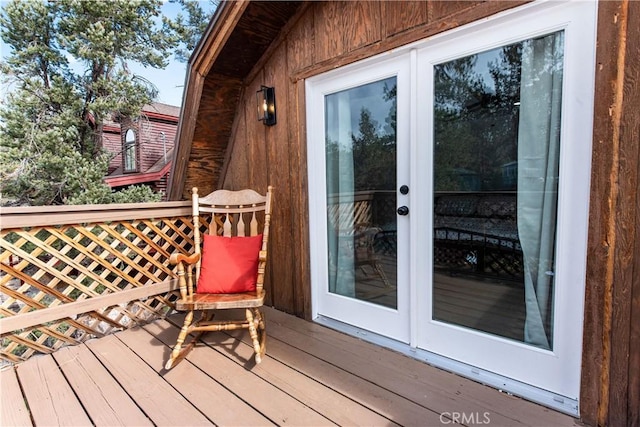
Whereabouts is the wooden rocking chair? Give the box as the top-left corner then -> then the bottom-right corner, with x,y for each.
165,186 -> 273,369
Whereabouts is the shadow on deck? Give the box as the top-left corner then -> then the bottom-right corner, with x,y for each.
1,307 -> 580,427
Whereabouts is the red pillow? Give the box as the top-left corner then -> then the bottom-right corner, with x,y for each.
196,234 -> 263,294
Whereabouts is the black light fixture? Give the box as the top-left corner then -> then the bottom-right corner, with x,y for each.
257,85 -> 276,126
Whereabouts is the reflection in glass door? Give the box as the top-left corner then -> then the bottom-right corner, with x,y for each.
432,32 -> 564,350
325,77 -> 398,309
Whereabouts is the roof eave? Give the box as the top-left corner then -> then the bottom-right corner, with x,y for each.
167,0 -> 251,200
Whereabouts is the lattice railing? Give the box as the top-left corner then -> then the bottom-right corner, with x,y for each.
327,191 -> 374,232
0,201 -> 194,365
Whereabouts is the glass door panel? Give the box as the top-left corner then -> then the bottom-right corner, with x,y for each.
432,32 -> 563,350
417,3 -> 597,400
325,77 -> 398,309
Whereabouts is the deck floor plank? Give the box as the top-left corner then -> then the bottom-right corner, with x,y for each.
265,309 -> 516,421
16,354 -> 92,427
265,307 -> 580,427
52,344 -> 153,427
3,306 -> 582,427
85,334 -> 211,426
155,317 -> 399,427
145,318 -> 337,426
115,324 -> 275,427
225,327 -> 446,426
0,367 -> 33,427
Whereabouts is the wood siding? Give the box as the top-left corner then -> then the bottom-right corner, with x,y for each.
104,112 -> 177,176
582,1 -> 640,426
216,0 -> 527,316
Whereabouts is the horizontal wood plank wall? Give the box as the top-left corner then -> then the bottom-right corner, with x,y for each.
583,1 -> 640,426
219,1 -> 526,317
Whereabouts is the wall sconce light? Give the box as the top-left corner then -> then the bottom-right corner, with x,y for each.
257,85 -> 276,126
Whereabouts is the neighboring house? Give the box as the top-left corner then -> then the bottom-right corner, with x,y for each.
167,1 -> 639,426
103,102 -> 179,198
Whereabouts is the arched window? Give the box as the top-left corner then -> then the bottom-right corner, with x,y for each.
123,129 -> 137,172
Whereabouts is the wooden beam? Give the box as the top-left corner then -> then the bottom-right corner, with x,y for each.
608,0 -> 640,424
291,79 -> 311,318
168,70 -> 205,200
582,1 -> 639,426
191,1 -> 250,76
1,201 -> 191,229
167,1 -> 249,200
0,280 -> 178,334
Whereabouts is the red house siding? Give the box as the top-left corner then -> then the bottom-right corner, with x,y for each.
102,103 -> 179,199
102,128 -> 122,174
136,119 -> 177,172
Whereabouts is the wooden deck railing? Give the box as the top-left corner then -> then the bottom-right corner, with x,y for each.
0,201 -> 194,365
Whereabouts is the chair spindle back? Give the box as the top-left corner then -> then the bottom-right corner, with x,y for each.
190,186 -> 273,294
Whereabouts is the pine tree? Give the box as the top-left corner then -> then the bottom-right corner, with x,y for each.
0,0 -> 175,205
163,0 -> 217,63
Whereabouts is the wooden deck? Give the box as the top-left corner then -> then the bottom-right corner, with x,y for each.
355,252 -> 528,343
1,307 -> 581,427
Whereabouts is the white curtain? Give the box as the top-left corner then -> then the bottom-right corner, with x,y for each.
517,33 -> 564,349
326,91 -> 356,297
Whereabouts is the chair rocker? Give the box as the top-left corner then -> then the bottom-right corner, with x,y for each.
165,186 -> 273,370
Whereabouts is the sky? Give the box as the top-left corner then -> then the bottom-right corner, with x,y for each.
134,59 -> 188,108
0,0 -> 216,108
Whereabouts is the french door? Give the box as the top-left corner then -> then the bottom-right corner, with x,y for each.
307,0 -> 596,404
307,55 -> 412,342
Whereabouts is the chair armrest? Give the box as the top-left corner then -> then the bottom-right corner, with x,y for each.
170,252 -> 201,265
170,252 -> 200,300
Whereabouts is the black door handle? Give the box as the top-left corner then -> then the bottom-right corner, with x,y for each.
397,206 -> 409,216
